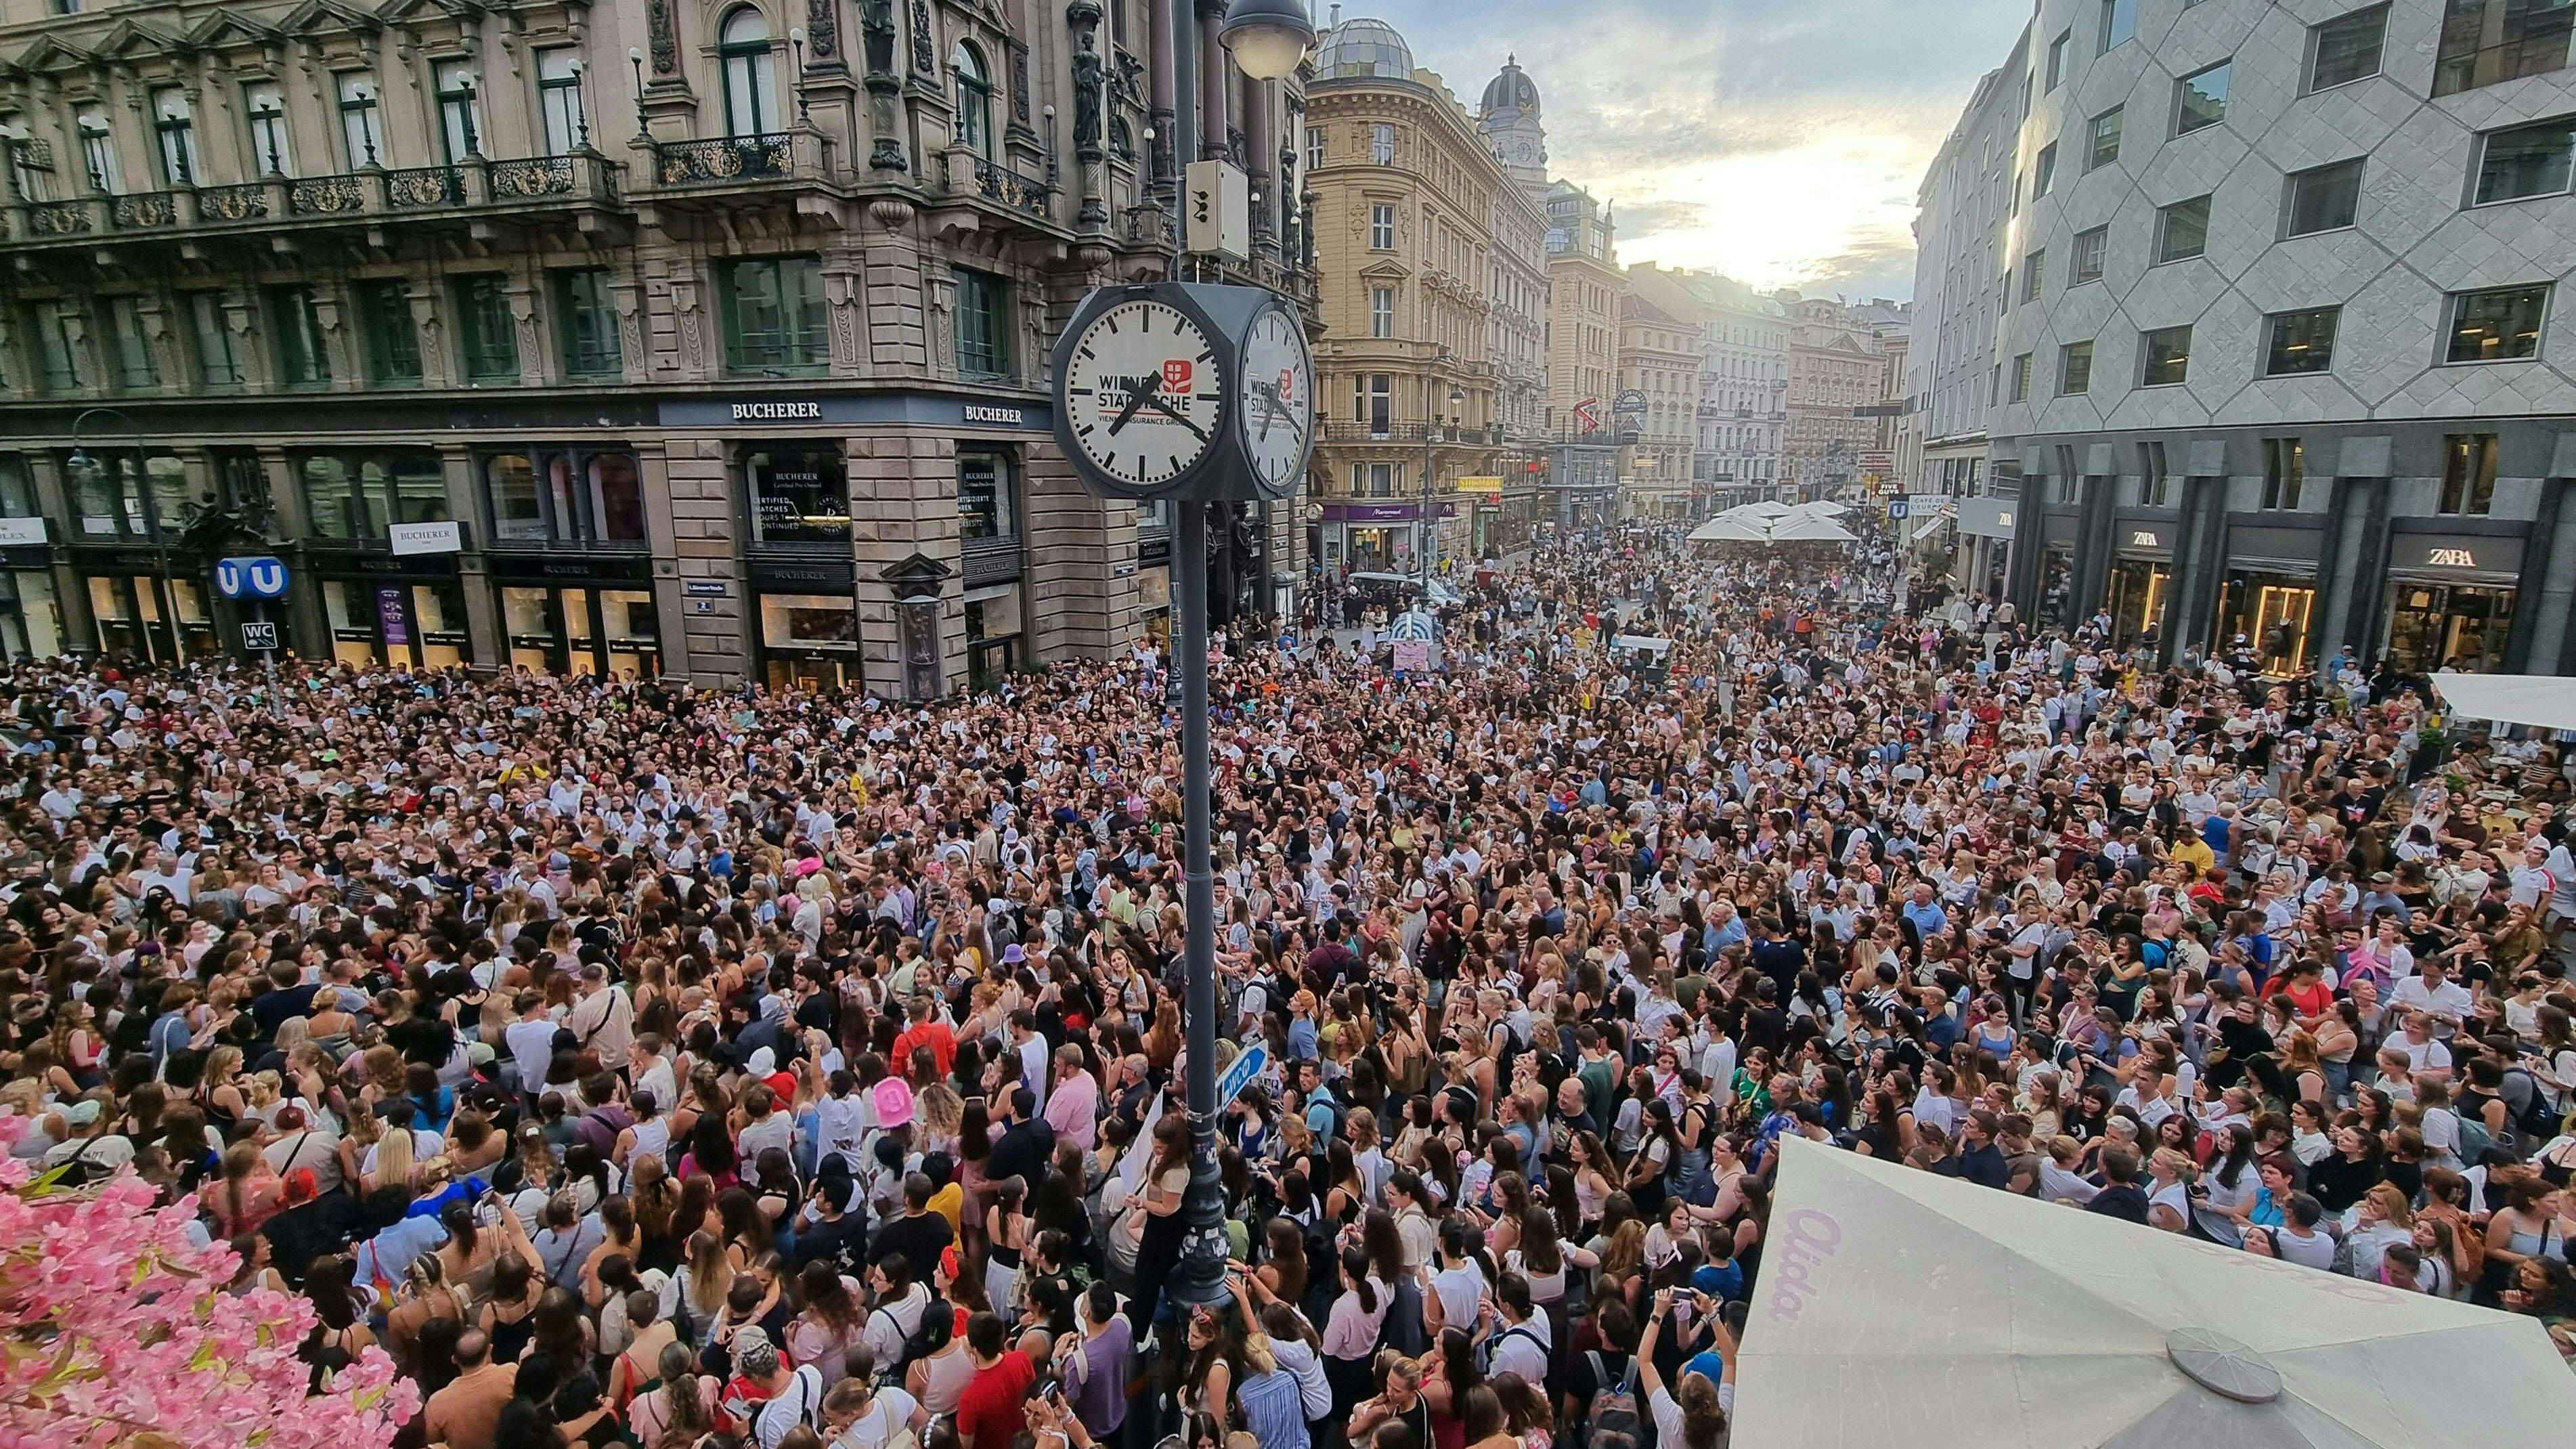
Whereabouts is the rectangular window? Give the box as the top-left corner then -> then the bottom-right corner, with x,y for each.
2285,158 -> 2363,235
336,71 -> 383,169
433,59 -> 484,163
2156,194 -> 2211,262
2011,352 -> 2033,402
2072,225 -> 2108,284
104,295 -> 156,393
554,268 -> 621,379
2177,60 -> 2231,134
21,302 -> 79,393
183,291 -> 240,389
1370,123 -> 1395,165
2474,117 -> 2576,204
2099,0 -> 2137,53
2058,340 -> 2093,395
2262,437 -> 2305,509
2441,433 -> 2500,514
1355,373 -> 1393,433
244,81 -> 292,176
1305,126 -> 1324,170
2139,324 -> 2192,385
150,87 -> 199,186
2263,307 -> 2340,375
958,451 -> 1017,540
356,279 -> 422,385
2087,106 -> 2124,169
2309,5 -> 2388,91
2047,29 -> 2070,89
955,267 -> 1009,379
266,285 -> 330,387
2436,0 -> 2576,96
2022,248 -> 2046,302
538,47 -> 586,156
452,274 -> 519,383
721,256 -> 827,374
1370,286 -> 1395,338
2139,441 -> 2170,506
1370,202 -> 1395,248
745,448 -> 852,546
2446,284 -> 2550,362
74,102 -> 117,194
2033,142 -> 2057,197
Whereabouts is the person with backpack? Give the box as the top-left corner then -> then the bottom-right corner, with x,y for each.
1560,1299 -> 1640,1448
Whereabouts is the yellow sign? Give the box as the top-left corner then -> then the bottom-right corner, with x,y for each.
1456,476 -> 1504,494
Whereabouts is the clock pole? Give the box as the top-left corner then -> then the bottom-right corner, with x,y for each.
1170,493 -> 1230,1316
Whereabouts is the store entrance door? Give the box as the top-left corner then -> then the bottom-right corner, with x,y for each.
2385,583 -> 2514,675
2105,559 -> 2170,649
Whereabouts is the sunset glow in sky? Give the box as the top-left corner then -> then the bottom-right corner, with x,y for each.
1351,0 -> 2032,299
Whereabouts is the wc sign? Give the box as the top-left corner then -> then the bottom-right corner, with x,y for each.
2426,546 -> 2477,568
214,555 -> 290,600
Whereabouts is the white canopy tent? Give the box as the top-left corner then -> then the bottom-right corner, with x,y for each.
2431,671 -> 2576,733
1766,516 -> 1859,544
1734,1136 -> 2576,1449
1725,500 -> 1797,520
1689,517 -> 1772,544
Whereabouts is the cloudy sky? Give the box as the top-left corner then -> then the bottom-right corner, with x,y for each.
1341,0 -> 2034,300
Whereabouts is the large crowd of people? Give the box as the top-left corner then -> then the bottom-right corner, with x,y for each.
3,518 -> 2574,1449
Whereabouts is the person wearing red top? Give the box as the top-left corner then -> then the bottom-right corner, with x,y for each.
952,1311 -> 1036,1449
894,997 -> 957,1081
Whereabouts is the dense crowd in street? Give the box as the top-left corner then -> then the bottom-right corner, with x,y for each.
3,517 -> 2575,1449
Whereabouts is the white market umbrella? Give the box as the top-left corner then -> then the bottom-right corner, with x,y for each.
2430,671 -> 2576,731
1735,1136 -> 2576,1449
1765,516 -> 1858,543
1690,517 -> 1772,543
1726,500 -> 1797,519
1787,499 -> 1852,517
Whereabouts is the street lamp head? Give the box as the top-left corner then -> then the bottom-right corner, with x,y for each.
629,46 -> 644,63
1220,0 -> 1317,81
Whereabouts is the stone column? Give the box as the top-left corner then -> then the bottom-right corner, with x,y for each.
660,436 -> 751,684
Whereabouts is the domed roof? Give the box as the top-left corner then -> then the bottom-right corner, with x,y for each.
1314,18 -> 1414,81
1482,57 -> 1540,117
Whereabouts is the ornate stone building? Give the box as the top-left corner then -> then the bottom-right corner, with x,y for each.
1302,15 -> 1513,575
0,0 -> 1309,689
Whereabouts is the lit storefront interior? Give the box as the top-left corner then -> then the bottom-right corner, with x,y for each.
324,579 -> 473,669
2105,559 -> 2170,648
501,584 -> 660,677
2212,572 -> 2317,675
757,592 -> 859,692
2385,582 -> 2514,675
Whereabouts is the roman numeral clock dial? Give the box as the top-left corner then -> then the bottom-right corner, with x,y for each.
1061,299 -> 1224,496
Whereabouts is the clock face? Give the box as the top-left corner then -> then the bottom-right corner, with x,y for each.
1236,304 -> 1315,496
1060,299 -> 1224,494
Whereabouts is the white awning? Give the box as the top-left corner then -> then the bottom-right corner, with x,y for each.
2432,672 -> 2576,732
1734,1136 -> 2576,1449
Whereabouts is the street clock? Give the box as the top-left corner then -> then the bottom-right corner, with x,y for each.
1051,282 -> 1315,504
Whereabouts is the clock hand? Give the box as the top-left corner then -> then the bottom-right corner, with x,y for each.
1252,381 -> 1282,442
1105,375 -> 1158,436
1139,391 -> 1210,442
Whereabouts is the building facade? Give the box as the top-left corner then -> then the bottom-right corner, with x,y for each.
1544,179 -> 1621,524
0,0 -> 1309,687
1957,0 -> 2576,676
1615,288 -> 1703,517
1303,16 -> 1515,576
1477,59 -> 1550,555
1781,293 -> 1888,501
1905,28 -> 2030,597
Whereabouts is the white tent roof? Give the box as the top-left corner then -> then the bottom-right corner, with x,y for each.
1766,516 -> 1859,543
2432,671 -> 2576,732
1735,1136 -> 2576,1449
1726,500 -> 1797,519
1689,517 -> 1772,543
1786,499 -> 1851,517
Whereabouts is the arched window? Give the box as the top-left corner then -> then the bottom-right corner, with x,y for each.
719,7 -> 778,138
954,41 -> 993,158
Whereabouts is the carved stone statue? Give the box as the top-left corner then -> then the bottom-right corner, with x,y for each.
861,0 -> 897,75
1072,39 -> 1104,156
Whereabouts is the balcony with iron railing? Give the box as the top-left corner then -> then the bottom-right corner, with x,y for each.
636,130 -> 835,197
1318,422 -> 1506,445
1,151 -> 624,250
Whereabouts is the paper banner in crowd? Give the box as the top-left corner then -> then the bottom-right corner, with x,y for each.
1391,641 -> 1433,673
1120,1088 -> 1164,1187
